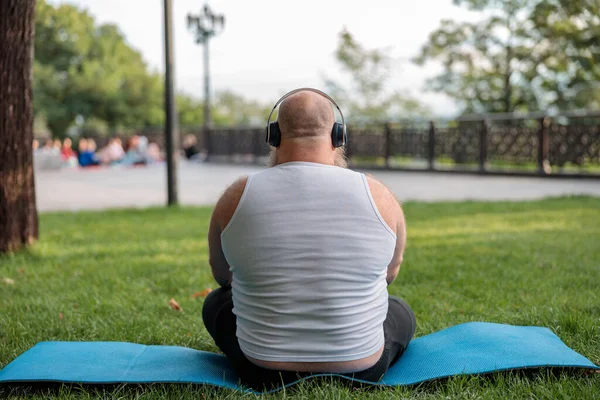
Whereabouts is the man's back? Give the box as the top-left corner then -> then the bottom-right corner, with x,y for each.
221,162 -> 396,367
203,89 -> 414,390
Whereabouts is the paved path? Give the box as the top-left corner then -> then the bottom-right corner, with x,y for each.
35,162 -> 600,212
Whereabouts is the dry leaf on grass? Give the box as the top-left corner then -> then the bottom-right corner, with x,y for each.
191,288 -> 213,299
168,298 -> 182,312
2,278 -> 15,285
59,313 -> 64,320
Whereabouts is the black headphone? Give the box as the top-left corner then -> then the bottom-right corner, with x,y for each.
265,88 -> 347,148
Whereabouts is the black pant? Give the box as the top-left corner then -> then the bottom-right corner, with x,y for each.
202,286 -> 416,392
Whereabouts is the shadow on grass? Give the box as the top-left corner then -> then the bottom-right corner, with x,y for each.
2,367 -> 598,398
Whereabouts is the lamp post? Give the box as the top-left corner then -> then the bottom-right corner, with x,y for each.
163,0 -> 178,205
187,5 -> 225,158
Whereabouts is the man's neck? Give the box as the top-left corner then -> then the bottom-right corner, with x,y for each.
274,155 -> 334,167
274,152 -> 335,167
273,144 -> 335,167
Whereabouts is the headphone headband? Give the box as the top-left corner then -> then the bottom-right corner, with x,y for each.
266,88 -> 346,146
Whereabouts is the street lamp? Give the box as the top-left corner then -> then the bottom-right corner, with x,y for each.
163,0 -> 178,205
187,5 -> 225,157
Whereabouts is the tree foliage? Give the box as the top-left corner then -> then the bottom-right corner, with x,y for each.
176,91 -> 270,128
33,0 -> 269,138
34,0 -> 165,136
212,91 -> 271,126
415,0 -> 600,114
325,29 -> 429,122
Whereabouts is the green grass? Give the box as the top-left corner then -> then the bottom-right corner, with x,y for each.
1,197 -> 599,399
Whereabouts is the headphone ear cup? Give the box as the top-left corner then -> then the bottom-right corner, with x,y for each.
267,121 -> 282,147
331,122 -> 345,148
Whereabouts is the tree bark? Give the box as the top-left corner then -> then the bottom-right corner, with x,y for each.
0,0 -> 39,253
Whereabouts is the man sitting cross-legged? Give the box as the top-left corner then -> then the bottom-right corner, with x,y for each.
202,89 -> 415,391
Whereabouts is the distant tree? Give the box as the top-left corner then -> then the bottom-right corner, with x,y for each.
82,24 -> 164,129
325,28 -> 429,122
78,117 -> 110,138
33,0 -> 95,137
532,0 -> 600,110
33,0 -> 273,136
177,95 -> 204,127
0,0 -> 39,253
177,91 -> 271,128
34,0 -> 164,137
213,91 -> 271,126
414,0 -> 600,114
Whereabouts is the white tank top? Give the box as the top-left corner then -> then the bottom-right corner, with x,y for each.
220,161 -> 397,362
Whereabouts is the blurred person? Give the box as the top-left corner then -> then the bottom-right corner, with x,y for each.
183,134 -> 200,160
42,139 -> 56,151
61,137 -> 78,168
123,135 -> 138,153
97,136 -> 125,165
87,138 -> 98,152
32,139 -> 39,151
78,138 -> 88,152
146,141 -> 163,163
61,138 -> 76,160
118,135 -> 146,166
122,135 -> 159,166
183,134 -> 207,162
136,135 -> 155,164
138,135 -> 149,153
78,138 -> 99,168
203,89 -> 413,391
34,139 -> 63,170
53,139 -> 61,150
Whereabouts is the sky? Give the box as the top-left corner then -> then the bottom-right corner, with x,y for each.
48,0 -> 482,117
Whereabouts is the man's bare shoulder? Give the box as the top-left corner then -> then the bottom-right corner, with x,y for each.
366,175 -> 400,205
213,176 -> 249,230
365,175 -> 402,233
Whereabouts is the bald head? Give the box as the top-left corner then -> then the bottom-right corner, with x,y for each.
277,91 -> 335,140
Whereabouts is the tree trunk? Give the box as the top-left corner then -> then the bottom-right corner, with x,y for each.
0,0 -> 39,253
504,44 -> 513,113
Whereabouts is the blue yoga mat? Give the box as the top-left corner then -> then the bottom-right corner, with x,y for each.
0,322 -> 597,393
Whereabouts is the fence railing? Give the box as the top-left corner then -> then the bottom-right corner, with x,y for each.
200,114 -> 599,177
84,113 -> 600,177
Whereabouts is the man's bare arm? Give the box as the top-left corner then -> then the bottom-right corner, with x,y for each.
208,176 -> 248,288
386,203 -> 406,285
366,176 -> 407,285
208,214 -> 233,288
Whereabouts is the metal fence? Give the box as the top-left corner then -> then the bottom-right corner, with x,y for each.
84,111 -> 600,177
200,113 -> 600,177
